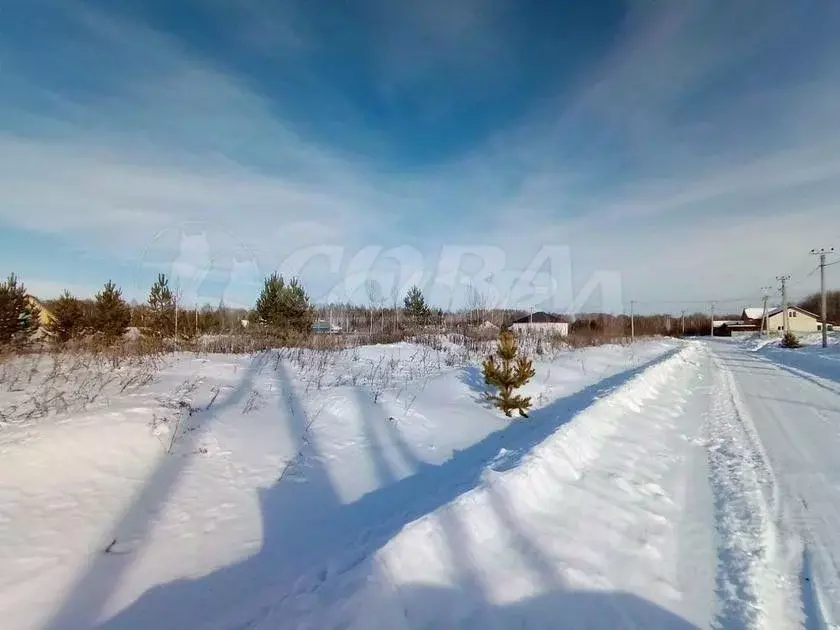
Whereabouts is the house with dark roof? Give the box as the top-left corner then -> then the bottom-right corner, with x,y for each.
509,311 -> 569,336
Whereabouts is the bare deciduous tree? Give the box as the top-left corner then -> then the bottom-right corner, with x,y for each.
465,283 -> 487,327
365,279 -> 383,336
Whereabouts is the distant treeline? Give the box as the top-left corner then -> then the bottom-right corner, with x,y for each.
8,270 -> 826,353
798,291 -> 840,324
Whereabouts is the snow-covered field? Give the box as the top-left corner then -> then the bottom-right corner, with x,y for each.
0,339 -> 675,630
2,334 -> 840,629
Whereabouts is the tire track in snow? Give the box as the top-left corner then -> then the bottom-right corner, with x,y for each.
800,546 -> 831,630
703,348 -> 798,630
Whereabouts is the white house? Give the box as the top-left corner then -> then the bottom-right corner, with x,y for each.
742,305 -> 833,334
509,312 -> 569,336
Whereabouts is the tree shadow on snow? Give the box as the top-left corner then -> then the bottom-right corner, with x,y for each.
40,352 -> 271,630
353,385 -> 413,487
47,347 -> 681,630
384,585 -> 699,630
762,346 -> 840,388
458,363 -> 494,407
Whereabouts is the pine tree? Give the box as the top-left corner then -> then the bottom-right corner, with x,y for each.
254,273 -> 313,334
403,285 -> 429,327
482,330 -> 536,418
255,272 -> 285,328
280,276 -> 314,333
93,280 -> 131,341
781,330 -> 801,349
0,274 -> 40,346
147,273 -> 175,336
49,290 -> 86,342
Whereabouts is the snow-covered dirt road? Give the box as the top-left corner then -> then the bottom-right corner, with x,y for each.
707,340 -> 840,630
3,337 -> 840,629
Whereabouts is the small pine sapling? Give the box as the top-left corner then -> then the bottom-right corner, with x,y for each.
482,330 -> 536,418
780,330 -> 801,348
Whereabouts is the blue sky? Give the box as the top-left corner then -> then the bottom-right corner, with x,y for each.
2,0 -> 839,313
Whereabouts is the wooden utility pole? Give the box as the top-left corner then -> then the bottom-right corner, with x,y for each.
760,285 -> 772,336
811,247 -> 835,348
681,310 -> 685,336
630,300 -> 635,342
776,274 -> 791,334
710,302 -> 715,337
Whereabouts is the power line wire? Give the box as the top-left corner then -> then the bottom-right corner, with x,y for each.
628,252 -> 833,312
628,296 -> 763,305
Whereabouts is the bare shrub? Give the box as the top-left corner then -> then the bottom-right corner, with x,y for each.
564,331 -> 629,349
243,390 -> 263,414
0,344 -> 166,425
367,329 -> 408,345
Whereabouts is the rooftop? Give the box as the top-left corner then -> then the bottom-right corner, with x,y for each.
509,312 -> 567,325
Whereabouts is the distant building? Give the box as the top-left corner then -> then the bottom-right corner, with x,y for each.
742,307 -> 776,321
742,305 -> 833,334
712,320 -> 758,337
312,320 -> 341,334
509,311 -> 569,336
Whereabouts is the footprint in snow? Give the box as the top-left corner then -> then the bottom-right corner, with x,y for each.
488,447 -> 521,472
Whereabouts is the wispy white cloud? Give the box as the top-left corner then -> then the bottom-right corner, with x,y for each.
440,0 -> 840,307
3,0 -> 840,311
0,5 -> 392,260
